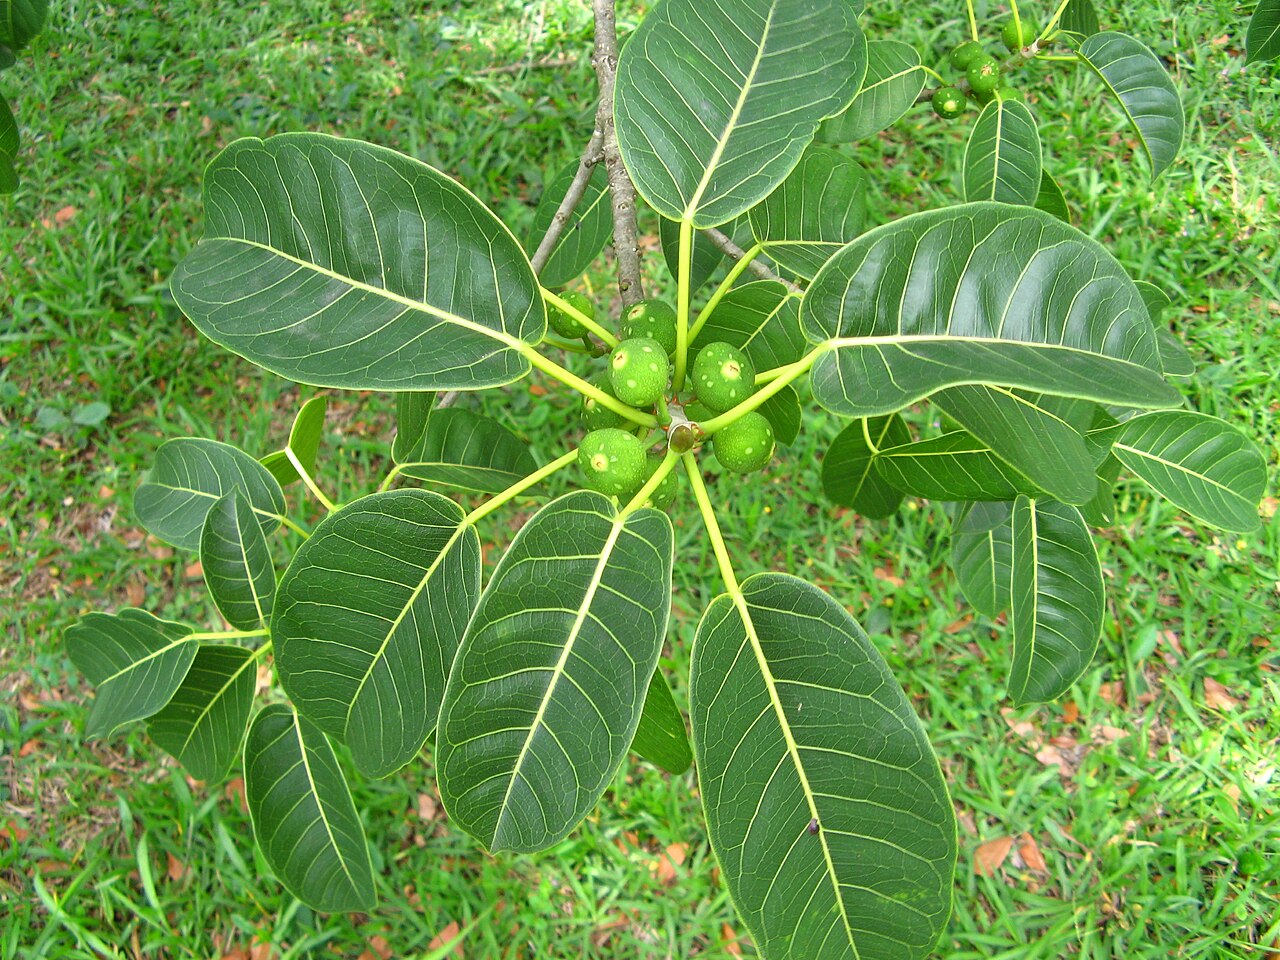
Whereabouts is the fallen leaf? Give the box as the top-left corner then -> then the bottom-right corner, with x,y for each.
1061,701 -> 1079,724
1203,677 -> 1238,710
1017,833 -> 1047,872
528,383 -> 547,397
167,852 -> 187,882
357,935 -> 391,960
873,565 -> 905,587
974,836 -> 1014,876
1035,744 -> 1067,771
654,842 -> 688,884
417,792 -> 438,821
1097,681 -> 1125,705
224,777 -> 247,812
722,923 -> 743,958
18,739 -> 41,758
1092,724 -> 1127,743
55,205 -> 79,224
427,920 -> 463,958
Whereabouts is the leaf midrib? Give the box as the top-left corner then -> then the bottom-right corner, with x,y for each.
292,711 -> 362,894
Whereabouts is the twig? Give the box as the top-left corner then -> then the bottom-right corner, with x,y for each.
701,227 -> 803,294
474,55 -> 580,76
591,0 -> 645,307
914,40 -> 1051,104
530,129 -> 606,274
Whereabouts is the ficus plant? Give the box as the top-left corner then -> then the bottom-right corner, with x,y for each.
63,0 -> 1275,956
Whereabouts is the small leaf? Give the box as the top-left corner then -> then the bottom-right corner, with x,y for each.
135,438 -> 286,551
70,401 -> 111,427
148,644 -> 256,783
394,408 -> 538,495
1009,497 -> 1105,705
1111,411 -> 1267,532
631,669 -> 692,774
963,98 -> 1042,205
201,491 -> 276,630
757,385 -> 802,446
261,395 -> 328,488
243,703 -> 376,912
1246,0 -> 1280,64
65,610 -> 199,739
821,415 -> 910,517
527,160 -> 611,287
818,39 -> 925,143
438,491 -> 674,853
614,0 -> 866,226
1034,171 -> 1071,223
691,574 -> 956,960
748,148 -> 869,277
1058,0 -> 1100,36
951,502 -> 1014,618
274,490 -> 481,779
692,280 -> 806,371
1078,33 -> 1184,180
392,392 -> 437,463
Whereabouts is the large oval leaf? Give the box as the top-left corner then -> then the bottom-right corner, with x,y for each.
243,704 -> 376,912
875,432 -> 1036,502
1247,0 -> 1280,63
134,438 -> 285,552
170,134 -> 542,390
1111,411 -> 1266,532
1078,33 -> 1184,180
951,502 -> 1014,619
631,669 -> 692,775
748,148 -> 868,277
801,203 -> 1179,417
818,39 -> 924,143
393,408 -> 538,495
201,491 -> 276,630
65,610 -> 198,739
614,0 -> 865,227
692,280 -> 805,371
274,490 -> 481,779
438,491 -> 674,853
1008,497 -> 1104,705
526,160 -> 611,287
962,98 -> 1042,205
821,415 -> 910,517
691,574 -> 955,960
148,644 -> 256,783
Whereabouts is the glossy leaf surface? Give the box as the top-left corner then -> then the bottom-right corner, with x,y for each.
692,574 -> 955,960
693,280 -> 805,371
1034,170 -> 1070,223
394,408 -> 538,495
201,491 -> 276,630
1247,0 -> 1280,63
274,490 -> 482,778
631,670 -> 693,775
244,704 -> 376,912
171,134 -> 542,390
438,491 -> 674,852
261,395 -> 328,488
757,384 -> 802,446
951,502 -> 1014,619
963,98 -> 1042,205
821,415 -> 910,517
148,644 -> 255,783
1058,0 -> 1099,36
875,431 -> 1035,502
392,392 -> 436,463
134,438 -> 285,552
527,159 -> 611,287
614,0 -> 865,226
818,40 -> 924,143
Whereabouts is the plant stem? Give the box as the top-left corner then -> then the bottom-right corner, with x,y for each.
689,241 -> 765,344
286,448 -> 338,513
919,64 -> 947,84
187,627 -> 270,642
698,347 -> 822,435
252,640 -> 274,659
465,448 -> 579,527
915,38 -> 1050,104
674,218 -> 694,392
542,287 -> 620,348
620,449 -> 679,517
1010,0 -> 1023,45
860,417 -> 881,455
273,514 -> 310,538
530,130 -> 606,274
682,453 -> 742,596
701,227 -> 803,294
519,345 -> 658,427
591,0 -> 644,306
965,0 -> 980,42
1039,0 -> 1073,41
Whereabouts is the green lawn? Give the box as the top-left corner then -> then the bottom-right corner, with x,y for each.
3,1 -> 1278,957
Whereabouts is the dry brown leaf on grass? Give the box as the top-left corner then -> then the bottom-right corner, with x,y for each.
1203,676 -> 1239,709
653,841 -> 688,884
166,851 -> 187,882
1016,833 -> 1047,873
427,921 -> 464,958
357,934 -> 392,960
417,792 -> 439,821
974,836 -> 1013,876
722,923 -> 744,957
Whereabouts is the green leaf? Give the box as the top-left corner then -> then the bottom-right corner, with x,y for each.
1008,497 -> 1105,705
757,384 -> 802,446
201,491 -> 276,630
802,203 -> 1179,417
963,98 -> 1042,205
261,395 -> 328,488
1134,280 -> 1195,378
527,160 -> 611,287
692,280 -> 806,371
1111,411 -> 1267,532
0,44 -> 14,70
1247,0 -> 1280,63
1058,0 -> 1099,36
243,703 -> 376,912
875,431 -> 1037,502
1034,171 -> 1071,223
821,415 -> 910,517
631,669 -> 692,775
148,644 -> 256,783
1080,453 -> 1122,526
932,385 -> 1095,504
818,39 -> 925,143
170,134 -> 542,390
394,408 -> 538,495
274,490 -> 481,779
748,148 -> 868,278
1078,33 -> 1184,180
134,438 -> 286,552
951,502 -> 1014,619
0,94 -> 17,195
0,0 -> 47,50
392,392 -> 436,463
65,610 -> 199,739
659,215 -> 733,293
438,490 -> 674,853
691,573 -> 955,960
614,0 -> 866,227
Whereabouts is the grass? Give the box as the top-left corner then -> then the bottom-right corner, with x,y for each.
2,0 -> 1278,957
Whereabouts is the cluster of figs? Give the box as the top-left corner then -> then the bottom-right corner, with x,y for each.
548,292 -> 776,510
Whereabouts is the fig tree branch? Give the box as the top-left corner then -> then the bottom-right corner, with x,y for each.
529,129 -> 606,274
591,0 -> 645,307
700,226 -> 803,294
914,40 -> 1053,104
